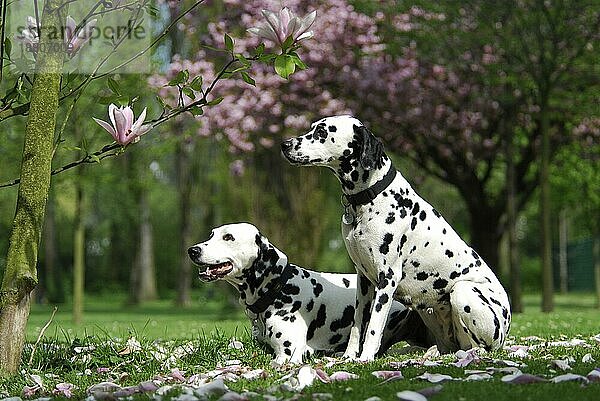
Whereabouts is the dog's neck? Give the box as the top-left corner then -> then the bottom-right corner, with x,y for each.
235,245 -> 290,310
336,156 -> 395,196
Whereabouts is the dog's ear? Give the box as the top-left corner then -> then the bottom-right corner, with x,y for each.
254,232 -> 288,272
354,124 -> 384,170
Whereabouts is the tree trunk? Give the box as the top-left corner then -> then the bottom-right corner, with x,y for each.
594,237 -> 600,309
468,207 -> 503,275
539,97 -> 554,312
175,138 -> 193,307
0,0 -> 66,376
72,175 -> 85,325
130,190 -> 157,303
506,127 -> 523,313
43,189 -> 63,303
558,210 -> 568,293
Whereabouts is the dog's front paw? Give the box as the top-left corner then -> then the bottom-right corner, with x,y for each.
356,352 -> 375,363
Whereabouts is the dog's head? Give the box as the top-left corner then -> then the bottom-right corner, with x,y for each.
188,223 -> 287,285
281,115 -> 386,173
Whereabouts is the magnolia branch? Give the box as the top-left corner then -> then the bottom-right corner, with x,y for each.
0,55 -> 252,189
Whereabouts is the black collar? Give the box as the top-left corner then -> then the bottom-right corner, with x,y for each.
246,264 -> 293,315
344,163 -> 396,207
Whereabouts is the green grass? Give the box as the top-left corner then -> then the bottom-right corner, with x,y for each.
2,292 -> 599,400
26,293 -> 250,341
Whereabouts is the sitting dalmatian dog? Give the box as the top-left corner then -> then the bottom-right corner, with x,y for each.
281,115 -> 511,361
187,222 -> 434,365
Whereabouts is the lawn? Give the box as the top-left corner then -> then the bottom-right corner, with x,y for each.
1,292 -> 598,400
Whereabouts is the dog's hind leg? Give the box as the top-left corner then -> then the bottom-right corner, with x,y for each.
450,281 -> 510,351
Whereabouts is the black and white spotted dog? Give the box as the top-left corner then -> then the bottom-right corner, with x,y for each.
187,222 -> 433,364
281,115 -> 511,361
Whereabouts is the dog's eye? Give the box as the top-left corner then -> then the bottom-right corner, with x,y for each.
223,233 -> 235,241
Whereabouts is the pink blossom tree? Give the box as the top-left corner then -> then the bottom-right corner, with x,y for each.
155,0 -> 599,312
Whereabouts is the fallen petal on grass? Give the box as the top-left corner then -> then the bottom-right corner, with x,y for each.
329,371 -> 359,381
372,370 -> 403,380
416,385 -> 443,398
587,369 -> 600,382
501,372 -> 547,384
550,359 -> 572,371
582,353 -> 595,363
550,373 -> 589,384
397,390 -> 427,401
416,372 -> 454,383
465,373 -> 493,381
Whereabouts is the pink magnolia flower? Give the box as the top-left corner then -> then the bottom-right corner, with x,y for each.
53,382 -> 75,398
15,16 -> 39,48
64,16 -> 98,58
247,7 -> 316,47
93,104 -> 151,145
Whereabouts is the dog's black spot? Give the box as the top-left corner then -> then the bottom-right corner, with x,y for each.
493,315 -> 500,340
385,212 -> 395,224
419,210 -> 426,221
330,305 -> 355,331
284,348 -> 292,356
449,271 -> 461,279
328,125 -> 337,132
432,208 -> 441,218
411,217 -> 417,230
462,267 -> 470,275
283,284 -> 300,295
359,275 -> 370,296
313,282 -> 323,297
342,278 -> 350,288
306,299 -> 314,312
445,250 -> 454,258
290,300 -> 302,313
375,294 -> 389,312
275,309 -> 288,316
350,170 -> 359,182
379,233 -> 393,255
307,304 -> 327,341
275,332 -> 282,338
464,305 -> 471,313
411,202 -> 420,216
433,278 -> 448,290
416,272 -> 428,281
411,261 -> 420,268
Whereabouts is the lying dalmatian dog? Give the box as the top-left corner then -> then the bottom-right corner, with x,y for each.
187,222 -> 434,365
281,115 -> 511,361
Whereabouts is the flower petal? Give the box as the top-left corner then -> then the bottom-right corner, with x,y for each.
93,118 -> 116,138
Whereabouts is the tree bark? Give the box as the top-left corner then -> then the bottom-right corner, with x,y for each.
540,96 -> 554,312
175,138 -> 193,307
130,189 -> 157,303
72,174 -> 85,325
506,127 -> 523,313
594,238 -> 600,309
0,0 -> 66,376
43,189 -> 63,303
468,206 -> 503,274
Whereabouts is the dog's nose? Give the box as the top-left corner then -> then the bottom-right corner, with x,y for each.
187,246 -> 201,260
281,139 -> 293,152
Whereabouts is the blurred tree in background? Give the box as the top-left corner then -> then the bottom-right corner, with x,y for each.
0,0 -> 598,363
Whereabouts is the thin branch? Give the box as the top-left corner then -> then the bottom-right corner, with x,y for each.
0,53 -> 252,188
0,0 -> 8,83
27,306 -> 58,367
